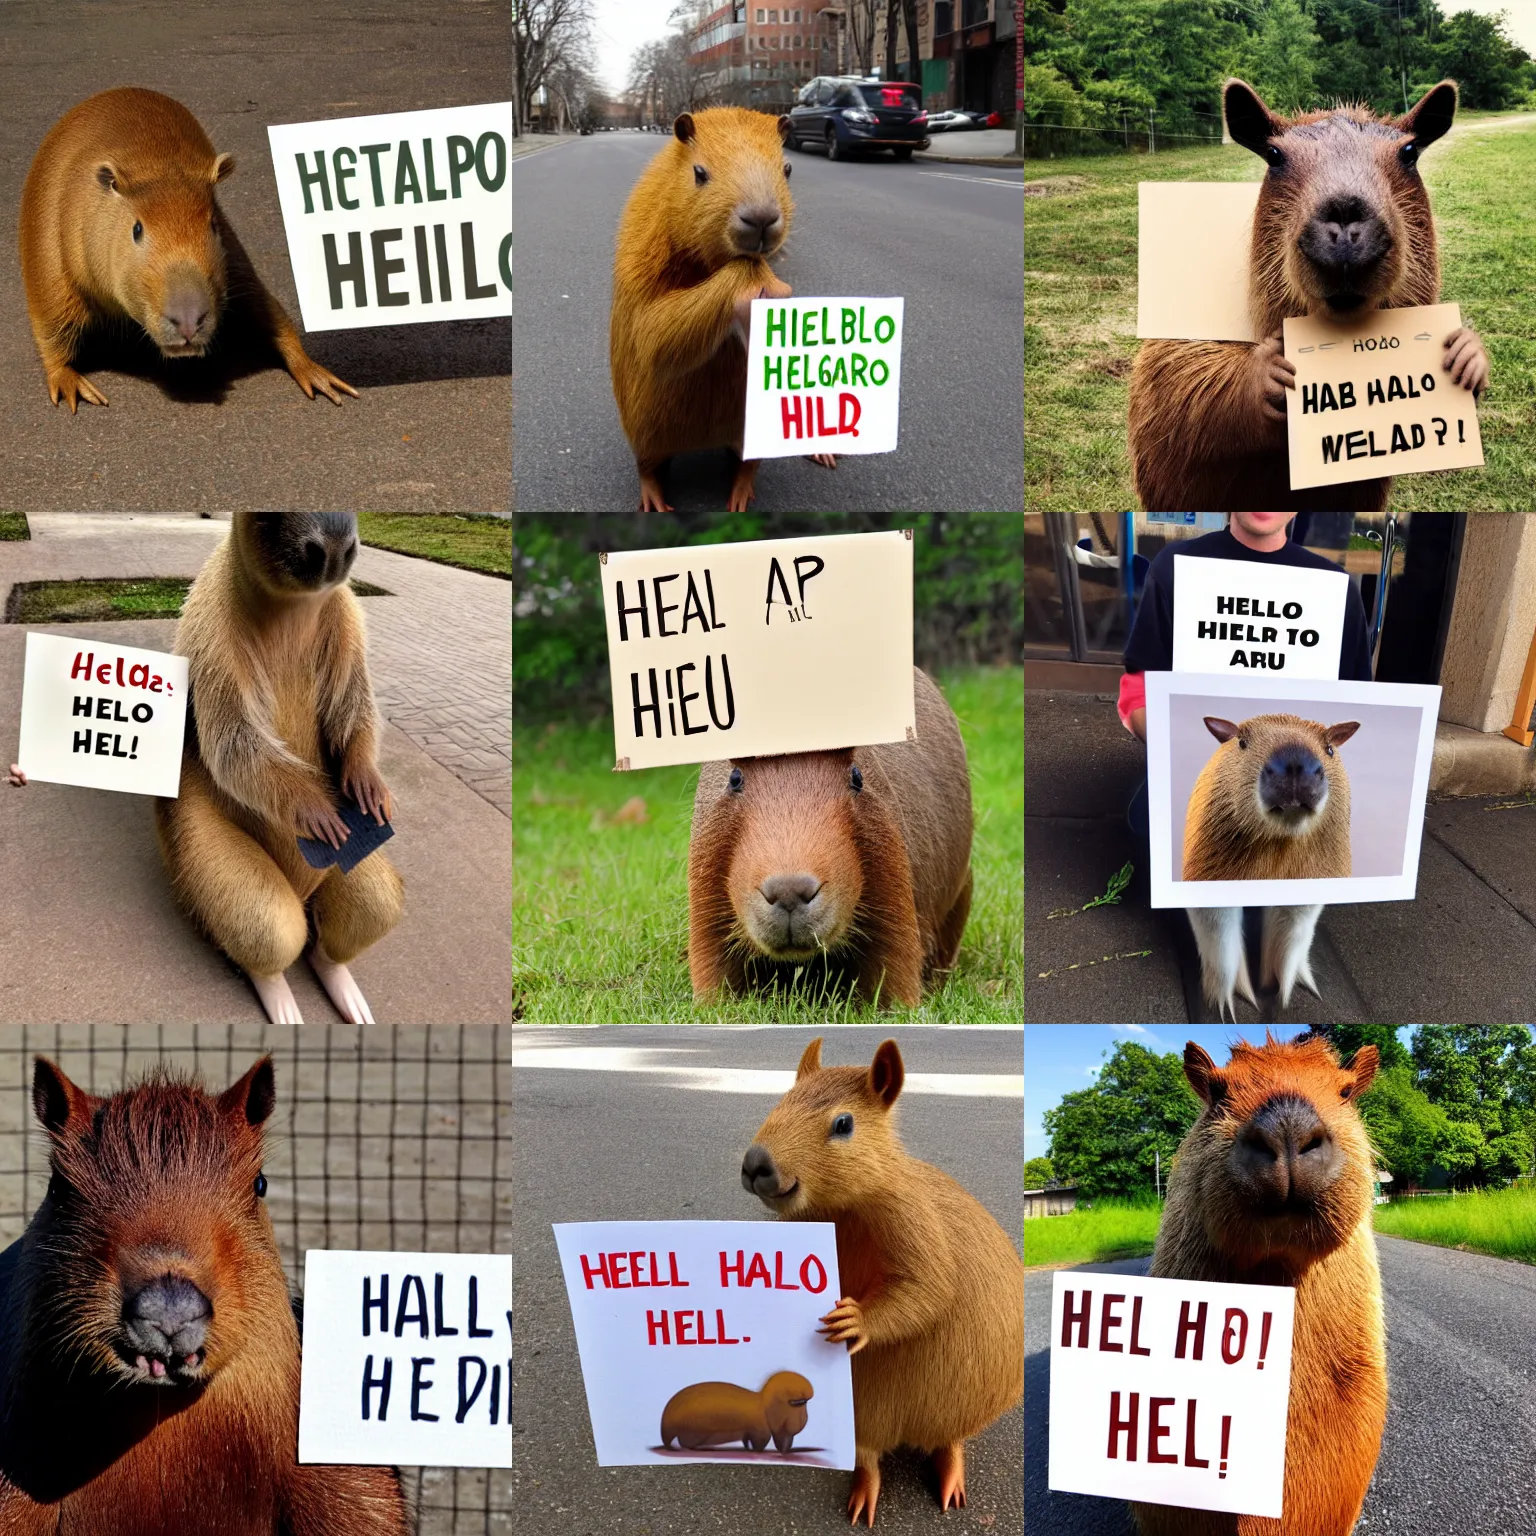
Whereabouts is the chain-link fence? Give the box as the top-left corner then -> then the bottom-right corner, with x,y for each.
1025,107 -> 1224,159
0,1024 -> 511,1536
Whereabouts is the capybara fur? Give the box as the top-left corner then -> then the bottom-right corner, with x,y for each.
1131,1035 -> 1386,1536
20,88 -> 355,410
155,513 -> 403,1026
659,1372 -> 814,1452
0,1055 -> 409,1535
1183,713 -> 1359,882
611,107 -> 800,513
1129,77 -> 1489,511
688,666 -> 972,1008
742,1038 -> 1023,1525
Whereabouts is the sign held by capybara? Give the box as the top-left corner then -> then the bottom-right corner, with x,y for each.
552,1219 -> 856,1468
1048,1273 -> 1296,1518
599,530 -> 914,771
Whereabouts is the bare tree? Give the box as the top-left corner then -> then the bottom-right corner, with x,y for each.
513,0 -> 595,136
626,31 -> 719,124
845,0 -> 880,76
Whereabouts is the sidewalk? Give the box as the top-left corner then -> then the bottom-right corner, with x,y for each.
1025,690 -> 1536,1025
917,127 -> 1022,167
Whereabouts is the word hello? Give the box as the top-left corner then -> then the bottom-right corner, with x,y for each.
1321,417 -> 1467,465
320,222 -> 509,311
70,651 -> 173,694
1214,597 -> 1304,620
294,136 -> 506,213
1300,373 -> 1437,415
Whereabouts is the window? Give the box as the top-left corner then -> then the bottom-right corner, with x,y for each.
756,7 -> 766,21
769,8 -> 778,20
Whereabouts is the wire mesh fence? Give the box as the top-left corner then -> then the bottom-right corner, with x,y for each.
1024,108 -> 1224,159
0,1024 -> 511,1536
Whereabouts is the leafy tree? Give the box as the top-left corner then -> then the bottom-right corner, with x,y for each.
1243,0 -> 1322,114
1433,1119 -> 1487,1186
1312,1024 -> 1410,1071
1024,1157 -> 1057,1189
1358,1063 -> 1448,1182
1433,10 -> 1527,110
1410,1026 -> 1536,1184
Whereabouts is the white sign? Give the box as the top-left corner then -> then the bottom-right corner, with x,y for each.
600,531 -> 914,771
1048,1273 -> 1296,1518
267,104 -> 512,332
552,1220 -> 856,1469
741,298 -> 903,459
297,1251 -> 511,1469
1172,557 -> 1348,681
15,633 -> 189,798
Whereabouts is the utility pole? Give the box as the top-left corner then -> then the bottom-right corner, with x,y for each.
1395,0 -> 1409,113
1148,106 -> 1156,154
1155,1147 -> 1162,1202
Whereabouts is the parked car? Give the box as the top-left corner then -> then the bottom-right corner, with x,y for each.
927,109 -> 1003,133
786,76 -> 930,161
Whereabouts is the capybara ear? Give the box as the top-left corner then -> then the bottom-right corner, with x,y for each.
1399,80 -> 1457,149
796,1037 -> 823,1079
869,1039 -> 905,1108
776,114 -> 791,144
1183,1043 -> 1224,1107
1204,717 -> 1241,744
674,113 -> 696,145
211,152 -> 236,183
1326,721 -> 1361,748
32,1057 -> 91,1136
1344,1045 -> 1380,1100
95,162 -> 124,195
218,1057 -> 276,1127
1224,79 -> 1283,158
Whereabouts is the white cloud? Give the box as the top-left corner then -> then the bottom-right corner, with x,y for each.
1111,1023 -> 1168,1047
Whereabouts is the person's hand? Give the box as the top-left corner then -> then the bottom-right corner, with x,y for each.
1128,708 -> 1147,743
7,764 -> 27,787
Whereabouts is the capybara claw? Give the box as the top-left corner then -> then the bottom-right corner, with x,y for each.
292,361 -> 357,404
51,368 -> 108,410
847,1468 -> 879,1527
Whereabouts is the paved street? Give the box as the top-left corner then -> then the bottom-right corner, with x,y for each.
512,1026 -> 1023,1535
0,0 -> 510,512
1025,1237 -> 1536,1535
512,133 -> 1023,513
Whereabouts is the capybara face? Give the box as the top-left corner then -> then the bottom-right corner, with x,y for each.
668,108 -> 794,263
764,1370 -> 814,1434
1179,1035 -> 1378,1264
94,155 -> 234,355
30,1055 -> 278,1389
235,512 -> 360,595
1203,714 -> 1359,837
742,1037 -> 903,1218
1226,77 -> 1456,320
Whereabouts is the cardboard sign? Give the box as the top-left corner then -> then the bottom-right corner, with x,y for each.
552,1220 -> 856,1469
297,1251 -> 511,1469
1136,183 -> 1261,342
1285,303 -> 1483,488
600,531 -> 914,771
741,298 -> 903,458
1048,1274 -> 1296,1517
267,104 -> 512,332
1172,556 -> 1348,681
15,633 -> 189,798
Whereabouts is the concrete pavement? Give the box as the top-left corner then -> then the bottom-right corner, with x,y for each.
917,127 -> 1022,167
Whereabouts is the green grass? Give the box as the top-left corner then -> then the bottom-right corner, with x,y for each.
357,513 -> 511,576
0,514 -> 29,541
1026,116 -> 1536,511
4,577 -> 389,624
512,666 -> 1023,1022
1373,1185 -> 1536,1264
1024,1198 -> 1163,1270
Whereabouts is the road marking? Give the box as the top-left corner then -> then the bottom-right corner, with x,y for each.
916,171 -> 1024,187
512,1045 -> 1022,1097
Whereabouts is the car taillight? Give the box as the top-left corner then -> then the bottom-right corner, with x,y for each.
913,112 -> 927,126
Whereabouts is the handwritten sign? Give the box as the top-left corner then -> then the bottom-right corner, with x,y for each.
297,1250 -> 511,1468
1048,1274 -> 1296,1517
1285,303 -> 1483,489
15,633 -> 188,797
741,298 -> 903,458
1172,557 -> 1347,680
1136,183 -> 1262,342
267,104 -> 512,332
553,1220 -> 856,1468
599,531 -> 914,771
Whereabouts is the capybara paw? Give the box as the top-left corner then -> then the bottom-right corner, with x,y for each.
806,452 -> 837,468
289,356 -> 358,404
847,1467 -> 880,1527
249,971 -> 304,1026
7,764 -> 26,787
342,762 -> 394,825
818,1296 -> 869,1354
637,473 -> 674,513
308,944 -> 376,1027
933,1444 -> 966,1510
1442,326 -> 1490,396
49,367 -> 108,410
297,800 -> 351,849
1252,332 -> 1295,425
726,467 -> 758,513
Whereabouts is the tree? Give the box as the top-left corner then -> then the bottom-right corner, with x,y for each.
1243,0 -> 1322,114
514,0 -> 596,135
1358,1063 -> 1448,1184
1024,1157 -> 1057,1189
1409,1025 -> 1536,1185
1432,9 -> 1526,110
1311,1024 -> 1410,1071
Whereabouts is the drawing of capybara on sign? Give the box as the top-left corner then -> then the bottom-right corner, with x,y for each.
659,1372 -> 814,1452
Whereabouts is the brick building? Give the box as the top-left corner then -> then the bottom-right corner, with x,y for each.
687,2 -> 841,113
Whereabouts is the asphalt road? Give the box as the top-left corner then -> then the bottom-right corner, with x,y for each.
0,0 -> 510,512
1025,1236 -> 1536,1535
512,1025 -> 1023,1535
511,133 -> 1024,513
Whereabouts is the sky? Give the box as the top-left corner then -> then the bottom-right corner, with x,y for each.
1450,0 -> 1536,58
593,0 -> 682,96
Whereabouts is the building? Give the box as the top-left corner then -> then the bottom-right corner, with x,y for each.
868,0 -> 1018,115
1024,1185 -> 1079,1218
686,2 -> 841,113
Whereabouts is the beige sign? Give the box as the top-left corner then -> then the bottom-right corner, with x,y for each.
600,531 -> 915,772
1284,303 -> 1483,490
1136,182 -> 1261,343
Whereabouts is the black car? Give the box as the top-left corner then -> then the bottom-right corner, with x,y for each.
786,76 -> 930,162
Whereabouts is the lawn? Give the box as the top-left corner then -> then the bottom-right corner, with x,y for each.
0,514 -> 28,541
357,513 -> 511,576
4,577 -> 389,623
1374,1185 -> 1536,1264
512,666 -> 1023,1023
1026,114 -> 1536,511
1024,1198 -> 1163,1270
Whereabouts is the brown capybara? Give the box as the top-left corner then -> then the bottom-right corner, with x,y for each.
688,666 -> 972,1008
1129,77 -> 1489,511
20,88 -> 356,411
0,1055 -> 409,1535
610,107 -> 833,514
659,1371 -> 814,1452
1132,1035 -> 1386,1536
742,1038 -> 1023,1526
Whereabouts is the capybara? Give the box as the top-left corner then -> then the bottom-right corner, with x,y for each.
20,88 -> 356,410
155,513 -> 403,1027
1131,1035 -> 1386,1536
658,1372 -> 814,1452
742,1038 -> 1023,1525
610,107 -> 834,513
0,1055 -> 409,1535
688,666 -> 972,1008
1128,77 -> 1489,511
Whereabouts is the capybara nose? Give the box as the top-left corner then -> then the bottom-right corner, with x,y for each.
1259,746 -> 1325,811
1234,1095 -> 1340,1208
760,873 -> 821,913
741,1142 -> 785,1198
733,204 -> 783,249
1300,195 -> 1391,275
122,1274 -> 212,1358
163,302 -> 208,342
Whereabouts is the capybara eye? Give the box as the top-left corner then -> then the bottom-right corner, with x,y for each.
830,1113 -> 854,1139
1326,745 -> 1335,757
728,767 -> 743,793
849,765 -> 863,793
1238,738 -> 1248,751
1263,144 -> 1284,169
783,163 -> 792,178
1399,142 -> 1419,168
253,1172 -> 267,1198
694,164 -> 709,186
131,220 -> 143,243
